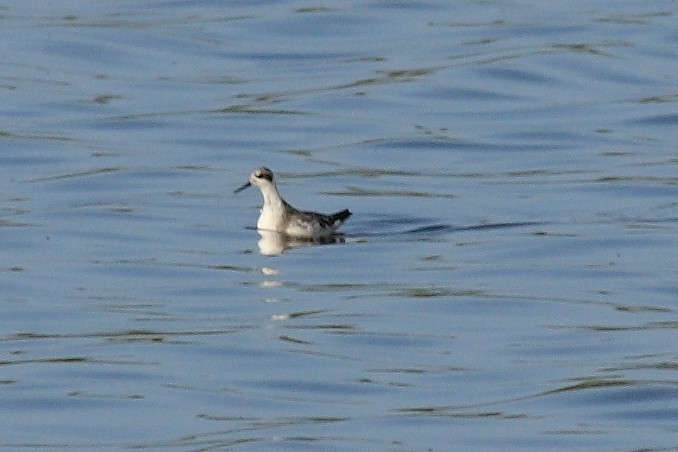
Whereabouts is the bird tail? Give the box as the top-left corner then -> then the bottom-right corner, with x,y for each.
331,209 -> 352,223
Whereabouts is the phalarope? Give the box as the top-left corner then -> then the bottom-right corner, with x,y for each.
235,167 -> 352,239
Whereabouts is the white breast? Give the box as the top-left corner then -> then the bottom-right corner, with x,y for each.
256,206 -> 282,232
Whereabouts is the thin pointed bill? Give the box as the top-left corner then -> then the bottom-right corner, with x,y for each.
234,181 -> 251,193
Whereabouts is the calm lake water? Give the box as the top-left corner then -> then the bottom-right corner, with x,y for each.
1,1 -> 677,450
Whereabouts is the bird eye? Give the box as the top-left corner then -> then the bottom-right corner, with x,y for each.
255,170 -> 272,182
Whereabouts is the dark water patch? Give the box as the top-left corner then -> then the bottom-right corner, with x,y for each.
5,328 -> 244,343
401,224 -> 455,235
627,113 -> 678,126
136,426 -> 357,452
259,378 -> 382,397
0,130 -> 73,143
284,323 -> 355,334
327,186 -> 455,198
452,221 -> 545,233
347,214 -> 544,238
628,93 -> 678,104
90,117 -> 173,130
214,104 -> 306,115
550,42 -> 622,57
228,49 -> 353,62
313,166 -> 420,178
401,221 -> 542,236
477,66 -> 555,84
371,137 -> 484,151
558,321 -> 678,333
333,331 -> 443,351
595,10 -> 673,25
390,287 -> 459,298
606,361 -> 678,372
395,406 -> 524,420
614,304 -> 673,314
275,310 -> 328,320
334,67 -> 440,90
414,85 -> 524,101
281,282 -> 375,294
429,18 -> 506,29
543,377 -> 634,396
0,220 -> 33,228
27,166 -> 120,183
278,335 -> 312,345
369,136 -> 572,153
0,356 -> 92,366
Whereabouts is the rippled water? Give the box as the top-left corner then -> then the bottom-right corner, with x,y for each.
1,1 -> 677,450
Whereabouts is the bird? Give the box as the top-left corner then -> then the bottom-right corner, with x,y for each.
234,167 -> 351,239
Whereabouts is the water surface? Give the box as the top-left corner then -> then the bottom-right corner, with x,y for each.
1,1 -> 677,450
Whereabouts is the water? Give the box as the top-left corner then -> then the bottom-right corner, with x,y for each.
1,1 -> 677,450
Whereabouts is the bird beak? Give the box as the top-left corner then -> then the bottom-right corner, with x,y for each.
234,181 -> 251,193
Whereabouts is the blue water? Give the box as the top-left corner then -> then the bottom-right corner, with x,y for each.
1,1 -> 677,450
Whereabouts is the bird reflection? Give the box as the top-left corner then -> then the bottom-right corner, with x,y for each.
257,229 -> 346,256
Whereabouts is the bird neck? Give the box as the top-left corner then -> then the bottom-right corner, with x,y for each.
260,183 -> 285,209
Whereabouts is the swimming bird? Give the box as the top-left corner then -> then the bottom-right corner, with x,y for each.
234,167 -> 351,239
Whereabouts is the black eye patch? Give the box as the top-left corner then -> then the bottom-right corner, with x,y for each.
256,172 -> 273,182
